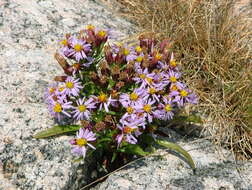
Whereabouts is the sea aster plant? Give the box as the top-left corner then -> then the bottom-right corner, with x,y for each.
40,29 -> 198,169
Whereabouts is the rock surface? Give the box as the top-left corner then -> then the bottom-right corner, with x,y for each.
93,130 -> 252,190
0,0 -> 137,189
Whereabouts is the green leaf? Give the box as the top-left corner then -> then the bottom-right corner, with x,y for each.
111,152 -> 117,163
108,78 -> 116,90
124,144 -> 150,156
140,134 -> 155,145
186,114 -> 203,124
73,157 -> 83,163
93,111 -> 105,122
171,113 -> 203,124
107,111 -> 117,115
156,140 -> 196,170
34,125 -> 81,139
97,137 -> 112,144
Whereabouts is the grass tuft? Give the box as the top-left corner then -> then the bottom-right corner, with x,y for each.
107,0 -> 252,159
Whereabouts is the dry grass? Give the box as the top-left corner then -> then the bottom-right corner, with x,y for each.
104,0 -> 252,159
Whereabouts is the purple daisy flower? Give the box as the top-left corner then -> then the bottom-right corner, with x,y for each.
167,70 -> 184,89
68,37 -> 91,62
154,97 -> 174,120
59,37 -> 73,57
133,68 -> 149,84
152,71 -> 170,88
135,98 -> 156,123
48,99 -> 72,121
169,52 -> 180,71
121,113 -> 146,129
122,46 -> 137,62
72,97 -> 96,121
171,89 -> 198,107
70,128 -> 96,158
119,87 -> 146,107
63,77 -> 83,97
44,83 -> 58,103
121,105 -> 136,119
133,68 -> 153,87
145,86 -> 161,102
93,93 -> 115,112
116,115 -> 144,145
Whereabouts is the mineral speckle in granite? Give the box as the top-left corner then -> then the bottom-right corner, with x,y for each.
0,0 -> 137,189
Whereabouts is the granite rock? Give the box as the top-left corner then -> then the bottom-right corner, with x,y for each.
93,130 -> 252,190
0,0 -> 137,189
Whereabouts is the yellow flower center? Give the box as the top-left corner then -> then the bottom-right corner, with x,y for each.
149,88 -> 156,95
146,77 -> 153,84
170,60 -> 177,67
49,88 -> 55,94
98,30 -> 106,38
123,126 -> 134,134
139,74 -> 146,79
155,52 -> 162,60
61,39 -> 68,46
74,44 -> 82,52
54,103 -> 62,113
136,56 -> 143,62
180,90 -> 188,97
87,24 -> 95,30
165,104 -> 172,112
66,82 -> 74,89
76,138 -> 87,146
123,48 -> 130,56
170,76 -> 177,83
171,85 -> 178,91
73,63 -> 80,69
143,104 -> 151,113
135,46 -> 142,53
98,93 -> 107,102
127,106 -> 134,114
59,87 -> 65,92
78,105 -> 87,112
130,92 -> 138,101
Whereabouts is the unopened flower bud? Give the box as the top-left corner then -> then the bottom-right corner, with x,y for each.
54,53 -> 70,70
54,76 -> 67,82
111,65 -> 120,76
115,81 -> 124,90
100,75 -> 108,85
90,71 -> 98,81
94,122 -> 106,131
104,115 -> 113,124
119,72 -> 128,81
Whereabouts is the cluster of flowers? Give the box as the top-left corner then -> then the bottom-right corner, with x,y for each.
44,25 -> 197,158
